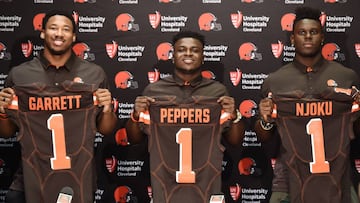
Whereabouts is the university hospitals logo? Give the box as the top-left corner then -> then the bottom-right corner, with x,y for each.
148,11 -> 161,29
280,13 -> 295,31
72,42 -> 95,61
321,43 -> 345,61
33,13 -> 45,31
148,68 -> 160,83
116,13 -> 139,32
230,11 -> 243,29
0,42 -> 11,60
198,13 -> 222,31
355,43 -> 360,58
229,184 -> 241,201
106,41 -> 119,59
21,40 -> 33,58
72,11 -> 79,25
229,68 -> 242,86
105,156 -> 117,173
156,42 -> 173,60
238,42 -> 262,61
271,41 -> 284,58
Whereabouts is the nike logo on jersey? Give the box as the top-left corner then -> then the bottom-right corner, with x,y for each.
29,95 -> 82,111
296,101 -> 332,117
160,108 -> 210,124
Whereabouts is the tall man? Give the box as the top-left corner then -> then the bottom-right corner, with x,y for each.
0,10 -> 117,203
255,6 -> 360,203
126,31 -> 245,203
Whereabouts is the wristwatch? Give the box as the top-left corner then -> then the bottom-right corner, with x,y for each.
259,119 -> 274,130
232,109 -> 242,124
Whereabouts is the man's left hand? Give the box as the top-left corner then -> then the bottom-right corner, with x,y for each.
95,88 -> 113,113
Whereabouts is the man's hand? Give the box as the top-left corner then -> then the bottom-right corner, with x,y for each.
259,97 -> 274,123
95,88 -> 113,113
0,88 -> 15,114
132,96 -> 155,121
217,96 -> 236,119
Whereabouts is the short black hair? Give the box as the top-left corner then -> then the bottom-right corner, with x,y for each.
293,6 -> 321,29
42,10 -> 76,33
172,31 -> 205,48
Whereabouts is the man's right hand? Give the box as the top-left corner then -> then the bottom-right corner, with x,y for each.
0,88 -> 15,114
259,97 -> 274,123
132,96 -> 155,121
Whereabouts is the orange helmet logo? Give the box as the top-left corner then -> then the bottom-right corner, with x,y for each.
156,42 -> 173,60
33,13 -> 45,31
114,186 -> 132,203
239,100 -> 257,118
114,71 -> 138,89
115,128 -> 129,146
322,43 -> 341,61
238,42 -> 262,61
238,157 -> 256,175
72,43 -> 95,61
280,13 -> 296,31
201,70 -> 216,80
116,13 -> 139,32
198,13 -> 222,31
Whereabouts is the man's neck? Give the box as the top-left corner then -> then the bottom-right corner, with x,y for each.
43,50 -> 72,68
295,53 -> 322,67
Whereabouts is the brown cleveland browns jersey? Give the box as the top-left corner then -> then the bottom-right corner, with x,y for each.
271,87 -> 359,203
6,81 -> 101,203
138,96 -> 231,203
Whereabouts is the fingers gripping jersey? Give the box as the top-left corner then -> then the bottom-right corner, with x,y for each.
6,81 -> 100,203
271,89 -> 359,203
139,96 -> 231,203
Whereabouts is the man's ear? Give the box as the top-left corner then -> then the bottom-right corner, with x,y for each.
73,34 -> 76,42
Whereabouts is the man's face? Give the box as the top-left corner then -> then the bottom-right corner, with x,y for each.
291,19 -> 324,58
41,15 -> 75,56
173,37 -> 204,74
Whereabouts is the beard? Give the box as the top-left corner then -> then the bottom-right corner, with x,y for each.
175,65 -> 202,75
44,40 -> 72,56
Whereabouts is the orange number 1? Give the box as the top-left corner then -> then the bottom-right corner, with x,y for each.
176,128 -> 195,183
306,118 -> 330,173
47,114 -> 71,170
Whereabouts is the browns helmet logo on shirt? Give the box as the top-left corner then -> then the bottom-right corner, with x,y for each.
201,70 -> 216,80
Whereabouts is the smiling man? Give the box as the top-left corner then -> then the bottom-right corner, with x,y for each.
0,10 -> 117,203
255,6 -> 360,203
126,31 -> 245,203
